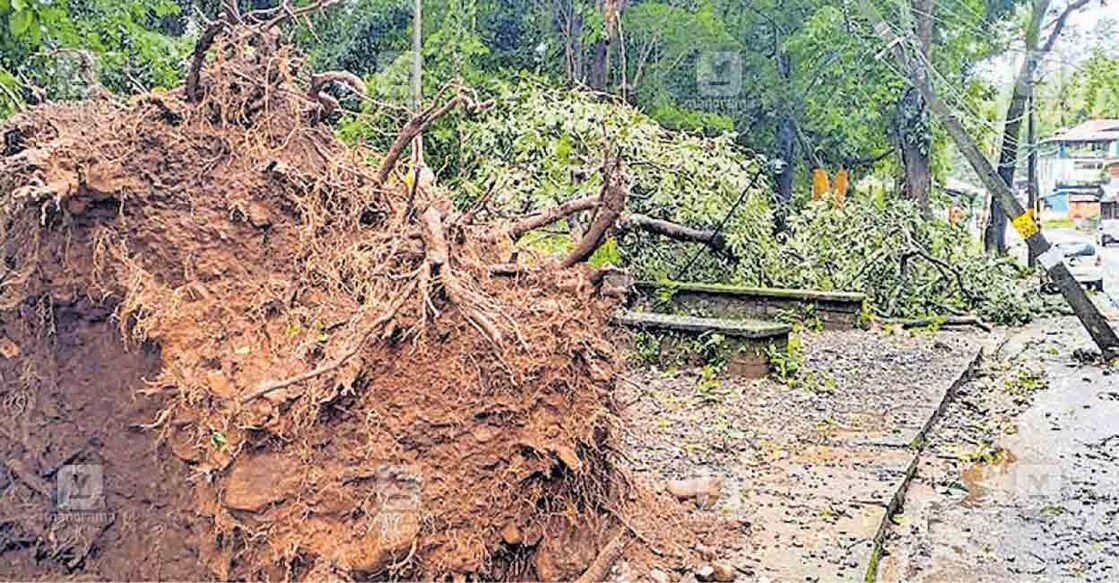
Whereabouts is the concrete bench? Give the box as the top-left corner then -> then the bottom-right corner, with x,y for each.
614,310 -> 790,378
633,281 -> 866,330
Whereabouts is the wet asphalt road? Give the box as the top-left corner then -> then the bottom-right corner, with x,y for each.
1014,227 -> 1119,310
880,320 -> 1119,582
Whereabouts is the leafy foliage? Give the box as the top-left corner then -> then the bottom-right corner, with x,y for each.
453,78 -> 777,281
767,195 -> 1035,324
0,0 -> 187,111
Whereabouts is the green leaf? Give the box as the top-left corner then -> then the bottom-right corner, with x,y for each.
9,8 -> 33,38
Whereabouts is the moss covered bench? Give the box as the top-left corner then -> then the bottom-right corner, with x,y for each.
613,310 -> 790,378
633,281 -> 867,330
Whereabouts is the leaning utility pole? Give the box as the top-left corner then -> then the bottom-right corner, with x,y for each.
858,0 -> 1119,357
1027,93 -> 1040,268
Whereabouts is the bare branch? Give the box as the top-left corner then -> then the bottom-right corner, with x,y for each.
618,213 -> 731,256
373,87 -> 492,189
1041,0 -> 1092,53
485,195 -> 600,242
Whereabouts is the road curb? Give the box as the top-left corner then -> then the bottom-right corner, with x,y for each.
863,346 -> 985,582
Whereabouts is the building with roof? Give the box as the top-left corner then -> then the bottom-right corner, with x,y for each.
1038,119 -> 1119,219
1103,160 -> 1119,221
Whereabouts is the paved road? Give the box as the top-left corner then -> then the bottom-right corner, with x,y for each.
879,319 -> 1119,582
1009,227 -> 1119,313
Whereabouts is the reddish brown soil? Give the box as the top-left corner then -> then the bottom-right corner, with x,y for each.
1,302 -> 207,580
0,26 -> 696,581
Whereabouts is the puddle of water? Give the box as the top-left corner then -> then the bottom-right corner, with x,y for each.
959,449 -> 1018,508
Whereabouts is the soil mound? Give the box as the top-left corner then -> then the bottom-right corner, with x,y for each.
0,23 -> 676,580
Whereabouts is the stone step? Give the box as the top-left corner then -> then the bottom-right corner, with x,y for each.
613,310 -> 790,339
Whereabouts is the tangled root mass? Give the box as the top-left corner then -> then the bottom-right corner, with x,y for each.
0,23 -> 667,581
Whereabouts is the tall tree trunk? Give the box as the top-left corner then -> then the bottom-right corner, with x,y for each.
776,114 -> 796,203
984,0 -> 1052,255
897,88 -> 932,216
775,52 -> 795,203
984,66 -> 1029,255
897,0 -> 933,217
588,0 -> 608,89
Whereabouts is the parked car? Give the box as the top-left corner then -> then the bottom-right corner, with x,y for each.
1100,219 -> 1119,246
1047,237 -> 1104,292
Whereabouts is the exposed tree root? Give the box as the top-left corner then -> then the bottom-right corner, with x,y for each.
185,20 -> 226,102
576,531 -> 631,583
420,206 -> 503,343
564,156 -> 629,267
0,21 -> 700,580
241,279 -> 418,403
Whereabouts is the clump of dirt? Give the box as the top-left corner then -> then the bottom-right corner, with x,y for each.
0,20 -> 690,581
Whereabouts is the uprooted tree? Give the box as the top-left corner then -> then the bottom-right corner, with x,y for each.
0,11 -> 715,581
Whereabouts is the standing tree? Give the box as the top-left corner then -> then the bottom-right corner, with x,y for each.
984,0 -> 1091,255
895,0 -> 933,217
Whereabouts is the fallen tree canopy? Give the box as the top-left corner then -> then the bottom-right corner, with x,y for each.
439,80 -> 1034,324
0,20 -> 702,581
767,197 -> 1037,325
444,78 -> 778,280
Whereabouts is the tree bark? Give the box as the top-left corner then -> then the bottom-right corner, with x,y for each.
982,0 -> 1086,255
984,37 -> 1040,255
563,158 -> 628,267
861,0 -> 1119,358
617,213 -> 730,255
776,113 -> 796,202
494,195 -> 600,241
897,88 -> 932,217
896,0 -> 933,217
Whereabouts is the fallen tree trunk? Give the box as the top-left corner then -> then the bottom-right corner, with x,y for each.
882,315 -> 992,333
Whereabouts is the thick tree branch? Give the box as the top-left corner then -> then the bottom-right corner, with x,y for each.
489,195 -> 600,242
563,157 -> 628,267
373,88 -> 491,189
1042,0 -> 1092,53
618,213 -> 730,256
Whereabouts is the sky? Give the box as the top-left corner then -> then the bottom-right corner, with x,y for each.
982,1 -> 1119,87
